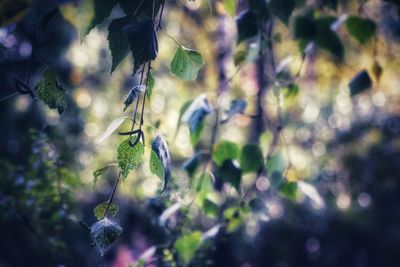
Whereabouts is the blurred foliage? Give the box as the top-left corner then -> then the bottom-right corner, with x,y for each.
0,0 -> 400,266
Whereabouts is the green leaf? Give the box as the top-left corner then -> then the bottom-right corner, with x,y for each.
224,0 -> 236,16
212,141 -> 240,166
345,16 -> 376,44
93,165 -> 110,189
123,19 -> 158,74
233,50 -> 248,66
268,0 -> 295,25
93,202 -> 119,220
190,120 -> 205,146
85,0 -> 118,37
236,10 -> 258,44
174,232 -> 202,266
240,144 -> 264,173
150,150 -> 165,180
146,71 -> 155,100
202,198 -> 219,218
223,207 -> 243,233
292,16 -> 317,41
36,69 -> 66,115
315,17 -> 344,61
123,85 -> 146,111
279,181 -> 298,201
96,117 -> 130,144
108,16 -> 131,74
216,160 -> 241,191
150,135 -> 171,192
170,46 -> 204,81
349,70 -> 372,96
182,153 -> 201,177
117,138 -> 144,180
90,218 -> 123,256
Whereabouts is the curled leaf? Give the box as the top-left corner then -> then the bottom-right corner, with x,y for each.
151,135 -> 171,193
90,218 -> 123,256
222,99 -> 247,123
181,95 -> 213,133
123,85 -> 146,111
159,202 -> 181,225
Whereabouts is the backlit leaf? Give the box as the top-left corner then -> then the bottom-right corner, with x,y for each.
36,69 -> 66,115
93,202 -> 119,220
170,46 -> 204,81
146,71 -> 155,100
345,16 -> 376,44
174,232 -> 202,266
240,144 -> 264,173
212,141 -> 240,166
117,138 -> 144,180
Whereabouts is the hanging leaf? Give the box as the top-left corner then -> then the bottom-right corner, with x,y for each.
372,61 -> 383,82
216,160 -> 241,191
108,16 -> 131,74
146,71 -> 155,100
123,85 -> 146,111
174,232 -> 202,266
292,15 -> 317,41
349,70 -> 372,96
224,0 -> 236,16
181,95 -> 213,133
117,138 -> 144,180
222,99 -> 247,122
36,69 -> 66,115
93,165 -> 110,189
90,218 -> 123,256
96,117 -> 130,144
236,10 -> 258,44
279,181 -> 298,201
151,135 -> 171,192
345,16 -> 376,44
170,46 -> 204,81
84,0 -> 118,37
233,50 -> 248,66
212,141 -> 240,166
315,17 -> 344,61
182,153 -> 201,177
268,0 -> 295,25
93,202 -> 119,220
240,144 -> 264,173
123,19 -> 158,74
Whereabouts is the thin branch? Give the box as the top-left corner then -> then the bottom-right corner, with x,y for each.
103,172 -> 121,218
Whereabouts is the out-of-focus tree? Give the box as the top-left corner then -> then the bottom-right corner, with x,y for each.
0,0 -> 400,266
